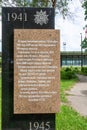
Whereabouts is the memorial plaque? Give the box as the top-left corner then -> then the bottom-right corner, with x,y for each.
14,29 -> 60,114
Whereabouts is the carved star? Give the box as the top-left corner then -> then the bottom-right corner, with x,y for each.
34,10 -> 49,26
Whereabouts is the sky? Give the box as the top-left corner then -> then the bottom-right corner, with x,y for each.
55,0 -> 86,51
0,0 -> 86,52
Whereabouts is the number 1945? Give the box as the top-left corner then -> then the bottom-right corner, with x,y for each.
29,122 -> 51,130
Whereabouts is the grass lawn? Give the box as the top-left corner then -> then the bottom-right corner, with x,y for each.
0,78 -> 1,130
56,105 -> 87,130
60,79 -> 77,102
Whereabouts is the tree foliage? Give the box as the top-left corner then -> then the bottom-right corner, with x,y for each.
82,38 -> 87,49
0,0 -> 49,7
29,0 -> 49,7
82,0 -> 87,20
0,0 -> 72,19
82,1 -> 87,51
56,0 -> 71,19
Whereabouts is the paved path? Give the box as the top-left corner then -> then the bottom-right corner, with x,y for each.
66,82 -> 87,117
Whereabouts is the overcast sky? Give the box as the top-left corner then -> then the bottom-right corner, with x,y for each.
0,0 -> 86,52
55,0 -> 86,51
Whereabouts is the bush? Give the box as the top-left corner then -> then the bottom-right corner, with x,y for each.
61,67 -> 77,80
81,67 -> 87,76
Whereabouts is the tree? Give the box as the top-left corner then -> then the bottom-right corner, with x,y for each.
0,0 -> 72,19
81,0 -> 87,51
82,0 -> 87,20
29,0 -> 49,7
82,38 -> 87,49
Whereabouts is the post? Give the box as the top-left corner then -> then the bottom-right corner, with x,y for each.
63,42 -> 66,51
80,33 -> 83,70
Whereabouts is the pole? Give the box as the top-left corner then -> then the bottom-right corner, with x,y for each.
80,33 -> 83,70
63,42 -> 66,51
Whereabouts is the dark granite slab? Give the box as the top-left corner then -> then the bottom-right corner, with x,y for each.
2,7 -> 55,130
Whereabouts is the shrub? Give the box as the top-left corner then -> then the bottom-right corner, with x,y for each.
61,67 -> 77,80
81,67 -> 87,76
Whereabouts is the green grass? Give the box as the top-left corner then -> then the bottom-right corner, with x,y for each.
60,79 -> 77,102
56,105 -> 87,130
0,78 -> 1,130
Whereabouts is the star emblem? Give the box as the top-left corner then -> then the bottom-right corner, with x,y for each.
34,10 -> 49,26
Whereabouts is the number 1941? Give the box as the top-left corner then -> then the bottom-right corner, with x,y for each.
7,13 -> 28,21
29,122 -> 51,130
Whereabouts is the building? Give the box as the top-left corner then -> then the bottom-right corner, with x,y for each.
61,51 -> 87,66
